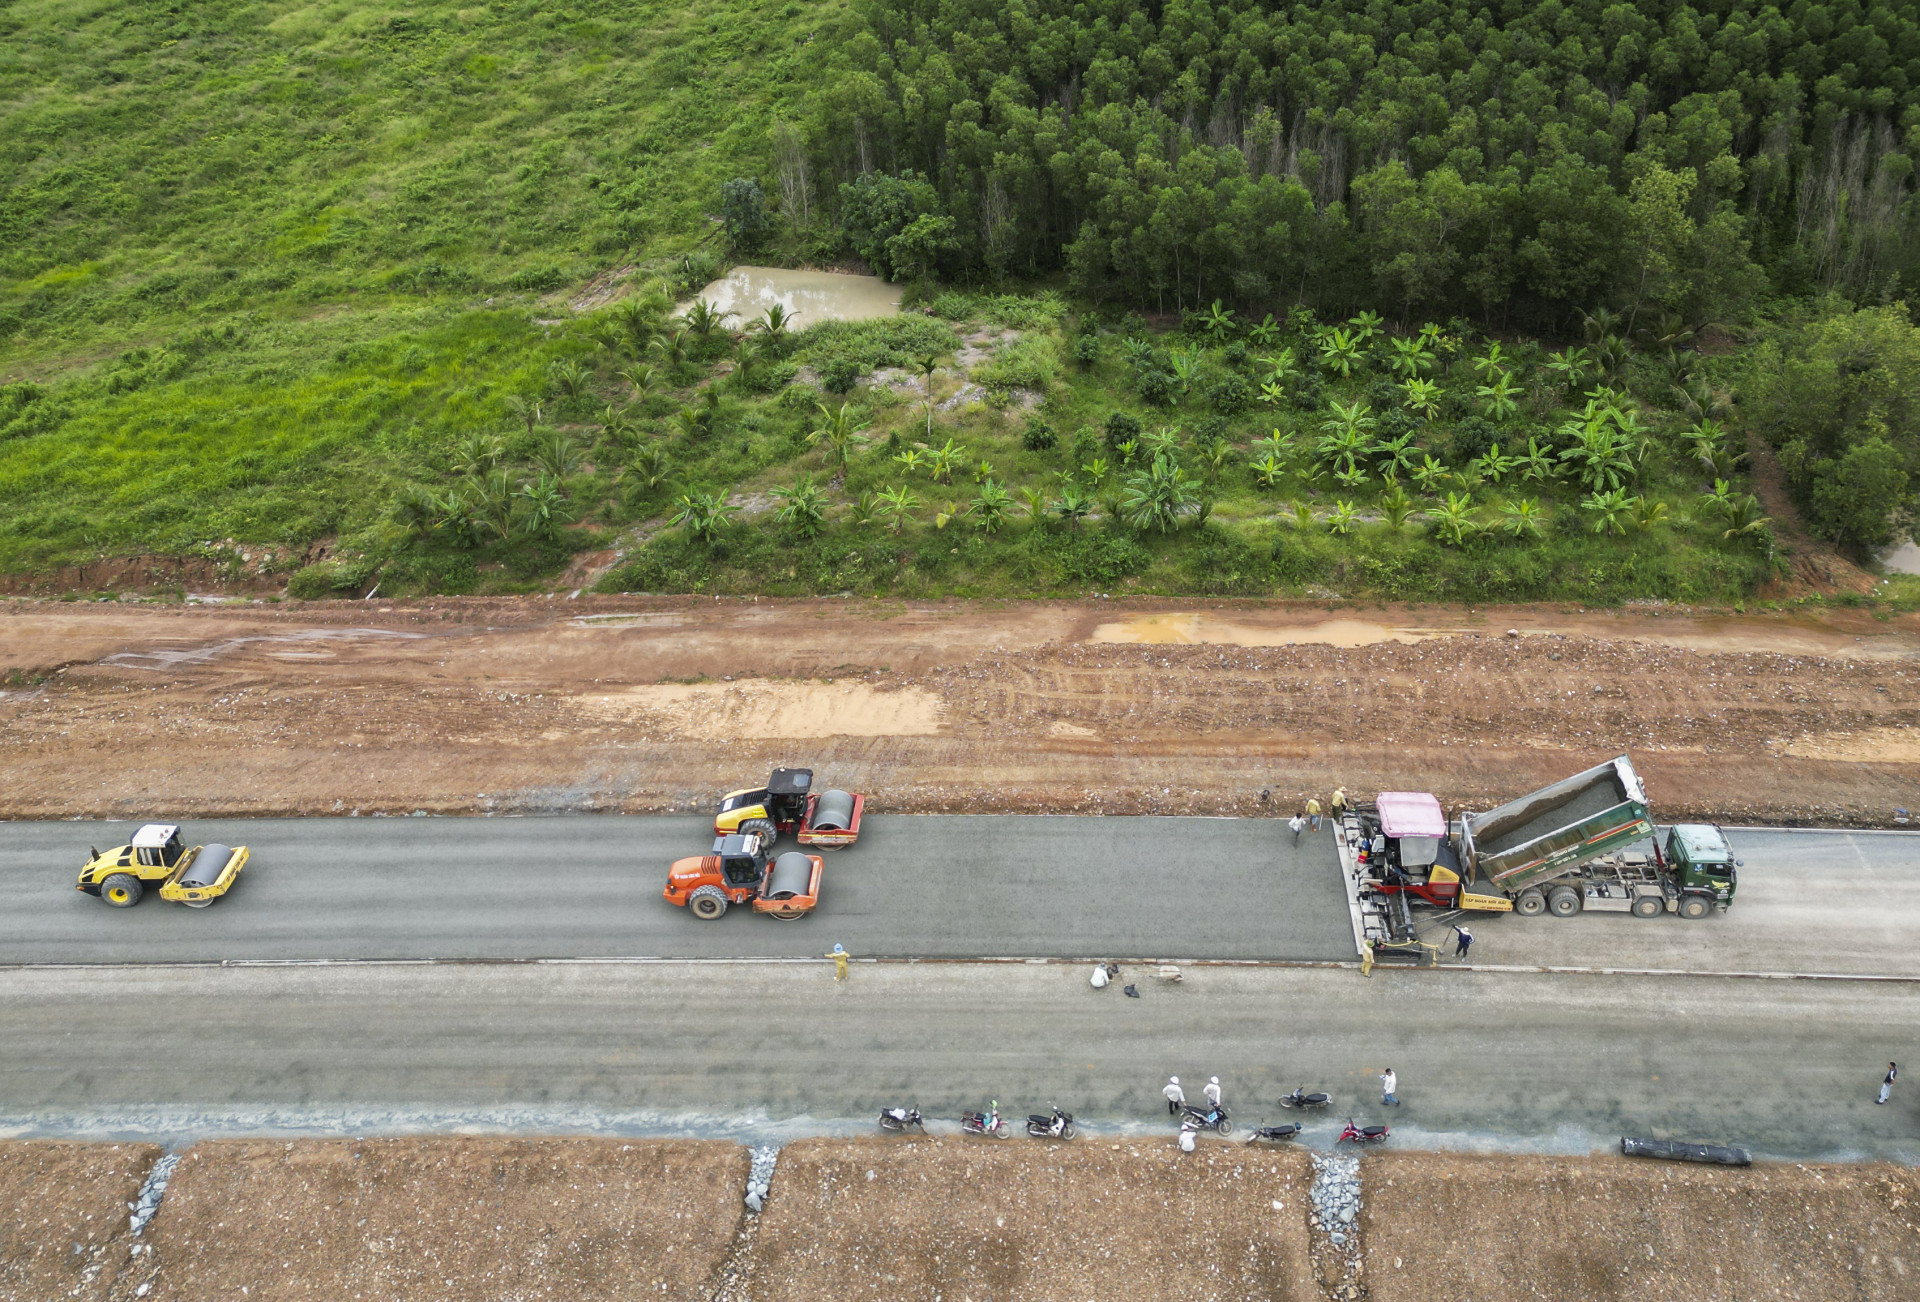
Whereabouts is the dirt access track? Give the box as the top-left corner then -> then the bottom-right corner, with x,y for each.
1,595 -> 1916,824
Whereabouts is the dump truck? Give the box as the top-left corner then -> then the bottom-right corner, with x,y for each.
1346,755 -> 1739,921
664,831 -> 824,921
713,767 -> 864,849
76,823 -> 249,908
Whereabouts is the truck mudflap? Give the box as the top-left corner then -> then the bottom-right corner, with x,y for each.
158,845 -> 248,906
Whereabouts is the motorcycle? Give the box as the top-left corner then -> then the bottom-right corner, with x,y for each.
878,1106 -> 924,1133
1026,1105 -> 1077,1140
1338,1118 -> 1389,1145
1279,1086 -> 1332,1110
961,1102 -> 1011,1138
1248,1122 -> 1303,1143
1180,1103 -> 1234,1135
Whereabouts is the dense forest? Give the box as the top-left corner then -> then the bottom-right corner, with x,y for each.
805,0 -> 1920,327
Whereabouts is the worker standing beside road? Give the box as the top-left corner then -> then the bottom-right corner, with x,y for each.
1331,787 -> 1349,820
1204,1076 -> 1223,1109
1163,1076 -> 1185,1115
1879,1062 -> 1898,1104
1306,797 -> 1322,832
1288,813 -> 1305,845
1454,926 -> 1474,960
830,943 -> 849,981
1381,1067 -> 1400,1107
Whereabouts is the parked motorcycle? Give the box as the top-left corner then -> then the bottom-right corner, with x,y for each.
1248,1122 -> 1303,1142
961,1102 -> 1011,1138
1180,1103 -> 1234,1135
1338,1118 -> 1389,1145
1026,1105 -> 1076,1140
1279,1086 -> 1332,1110
878,1106 -> 924,1132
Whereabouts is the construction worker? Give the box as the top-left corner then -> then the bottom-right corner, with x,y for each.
1305,796 -> 1322,832
1204,1076 -> 1223,1109
1454,925 -> 1474,960
1288,813 -> 1305,845
1331,787 -> 1349,820
830,943 -> 849,981
1163,1076 -> 1185,1115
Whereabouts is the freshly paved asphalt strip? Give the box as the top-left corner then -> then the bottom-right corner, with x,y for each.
0,814 -> 1355,964
2,818 -> 1915,972
2,962 -> 1915,1163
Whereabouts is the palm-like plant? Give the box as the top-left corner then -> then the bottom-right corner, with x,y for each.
1474,442 -> 1518,483
449,432 -> 505,478
1050,479 -> 1093,530
1379,482 -> 1415,530
669,489 -> 735,542
750,303 -> 793,340
1410,453 -> 1450,494
1630,495 -> 1670,532
1582,487 -> 1634,536
1372,431 -> 1419,481
771,474 -> 829,537
914,353 -> 940,438
1317,328 -> 1365,379
1387,337 -> 1436,378
649,327 -> 691,373
617,365 -> 659,404
429,485 -> 488,549
1327,499 -> 1361,534
475,469 -> 518,542
1019,484 -> 1047,524
1543,347 -> 1591,393
927,438 -> 967,484
849,490 -> 884,528
1402,377 -> 1442,420
515,474 -> 575,540
673,407 -> 708,442
609,297 -> 661,357
1499,496 -> 1544,538
505,395 -> 544,436
1198,298 -> 1236,342
532,432 -> 583,480
1120,452 -> 1196,533
1166,346 -> 1204,402
808,401 -> 870,469
1250,452 -> 1286,489
1197,437 -> 1234,483
969,478 -> 1015,532
1285,499 -> 1317,529
1517,438 -> 1557,484
623,444 -> 671,491
548,358 -> 594,409
1476,370 -> 1521,421
682,299 -> 735,339
1425,492 -> 1480,546
878,485 -> 923,532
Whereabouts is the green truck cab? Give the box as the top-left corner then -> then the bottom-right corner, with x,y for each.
1662,823 -> 1739,917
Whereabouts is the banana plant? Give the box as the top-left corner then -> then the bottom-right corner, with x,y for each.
1630,495 -> 1670,532
1372,431 -> 1419,481
927,437 -> 967,484
1543,347 -> 1591,393
770,474 -> 828,537
1473,442 -> 1518,483
1326,500 -> 1361,535
878,485 -> 923,532
1387,337 -> 1436,377
848,490 -> 884,528
807,401 -> 870,468
1425,492 -> 1480,546
1246,314 -> 1281,346
892,447 -> 925,476
1333,459 -> 1370,489
1410,453 -> 1450,494
1346,311 -> 1385,346
1582,487 -> 1634,536
1499,496 -> 1544,538
1401,377 -> 1442,420
1471,342 -> 1507,379
1475,370 -> 1521,421
669,489 -> 735,543
1317,328 -> 1366,379
1517,438 -> 1557,484
1250,451 -> 1286,489
968,479 -> 1015,532
1049,479 -> 1093,530
1254,427 -> 1297,460
1379,483 -> 1415,530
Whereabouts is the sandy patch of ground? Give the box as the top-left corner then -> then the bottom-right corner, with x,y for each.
1362,1150 -> 1920,1302
1784,725 -> 1920,763
582,680 -> 944,738
2,597 -> 1918,823
739,1136 -> 1319,1302
0,1140 -> 158,1302
126,1138 -> 745,1302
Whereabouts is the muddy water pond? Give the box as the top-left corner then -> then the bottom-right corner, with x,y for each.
682,266 -> 901,330
1879,539 -> 1920,575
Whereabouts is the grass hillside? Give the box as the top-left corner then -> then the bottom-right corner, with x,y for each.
0,0 -> 844,573
0,0 -> 1912,606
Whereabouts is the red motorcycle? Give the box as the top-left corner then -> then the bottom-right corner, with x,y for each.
1338,1118 -> 1389,1145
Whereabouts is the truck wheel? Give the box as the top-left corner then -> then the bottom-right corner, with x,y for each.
1547,886 -> 1582,917
688,886 -> 729,920
99,874 -> 142,908
1514,890 -> 1546,917
1630,895 -> 1663,919
739,818 -> 778,846
1678,895 -> 1713,920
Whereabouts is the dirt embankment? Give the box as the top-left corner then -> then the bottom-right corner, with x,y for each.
1,596 -> 1916,824
0,1141 -> 159,1302
1362,1150 -> 1920,1302
116,1138 -> 747,1302
6,1137 -> 1917,1302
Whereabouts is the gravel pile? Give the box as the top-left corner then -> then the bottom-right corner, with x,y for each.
127,1152 -> 179,1235
1309,1151 -> 1361,1248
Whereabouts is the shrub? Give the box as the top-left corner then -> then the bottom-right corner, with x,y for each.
973,335 -> 1060,392
1104,411 -> 1142,451
1449,415 -> 1498,462
1022,417 -> 1058,451
1136,367 -> 1174,406
1073,333 -> 1100,368
287,558 -> 378,599
1206,372 -> 1250,414
817,356 -> 861,393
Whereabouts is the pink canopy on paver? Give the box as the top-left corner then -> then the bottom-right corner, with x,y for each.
1375,791 -> 1446,838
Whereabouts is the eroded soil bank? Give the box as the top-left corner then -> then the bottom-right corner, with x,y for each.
5,1137 -> 1916,1302
1,596 -> 1916,824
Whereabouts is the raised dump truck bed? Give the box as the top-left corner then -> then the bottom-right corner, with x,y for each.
1461,755 -> 1655,897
